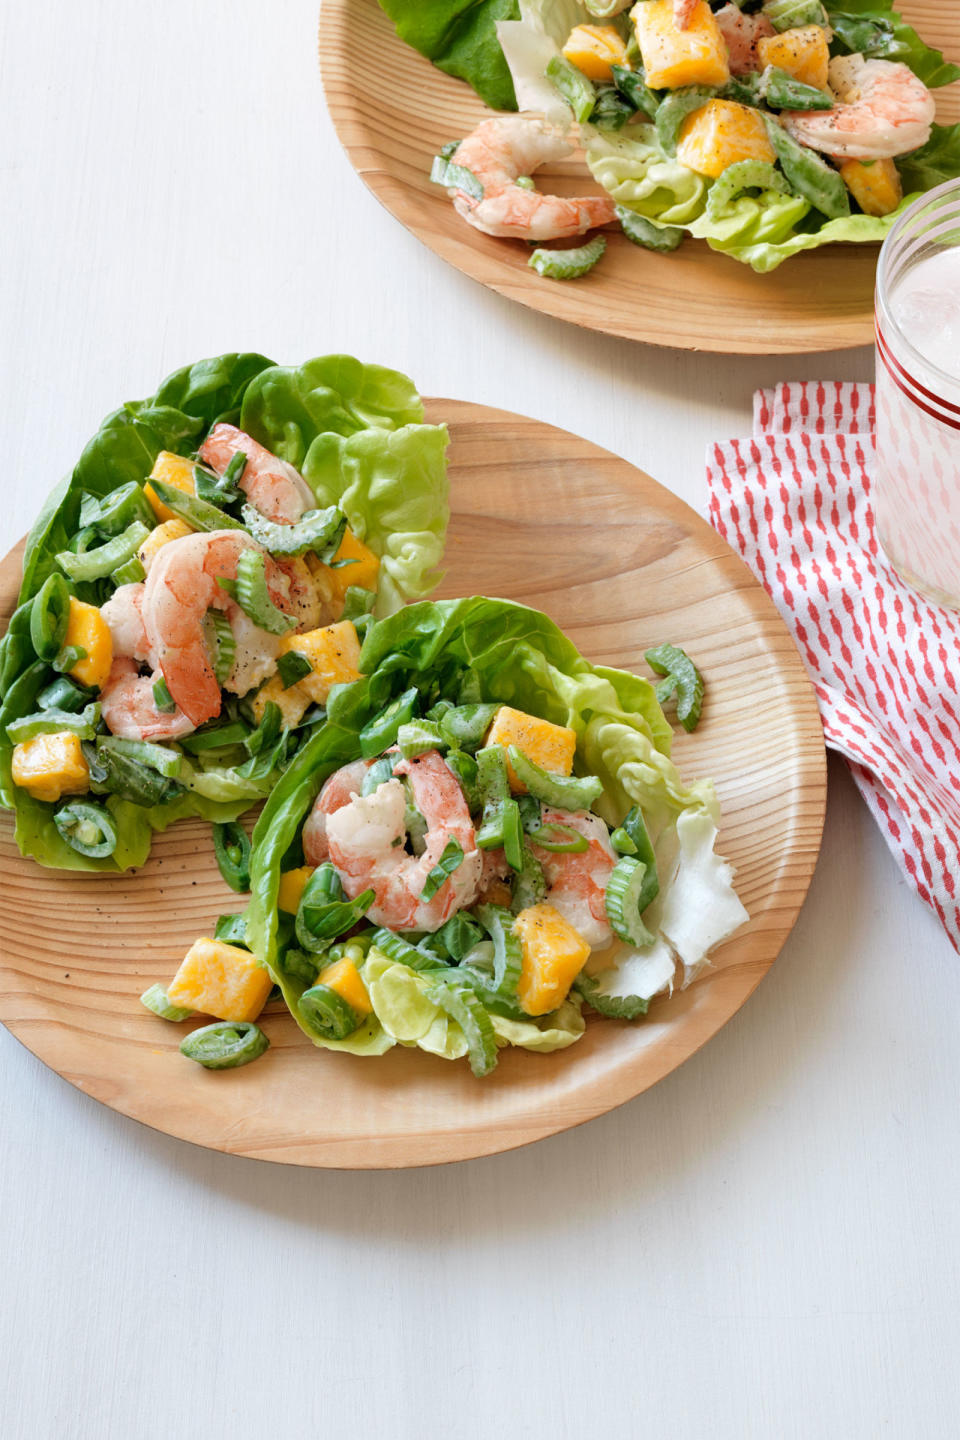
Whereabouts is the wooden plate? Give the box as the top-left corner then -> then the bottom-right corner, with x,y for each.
320,2 -> 960,354
0,399 -> 826,1166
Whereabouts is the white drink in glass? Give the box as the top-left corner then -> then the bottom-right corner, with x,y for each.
874,181 -> 960,607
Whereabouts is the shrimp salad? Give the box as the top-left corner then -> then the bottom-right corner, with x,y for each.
395,0 -> 960,274
0,352 -> 449,871
141,597 -> 748,1079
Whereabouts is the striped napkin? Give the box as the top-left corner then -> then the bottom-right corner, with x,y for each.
707,380 -> 960,950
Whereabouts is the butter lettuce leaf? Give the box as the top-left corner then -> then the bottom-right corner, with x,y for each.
825,2 -> 960,89
376,0 -> 520,111
586,128 -> 709,226
496,0 -> 593,120
897,125 -> 960,194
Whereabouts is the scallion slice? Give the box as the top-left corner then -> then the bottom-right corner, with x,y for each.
180,1021 -> 269,1069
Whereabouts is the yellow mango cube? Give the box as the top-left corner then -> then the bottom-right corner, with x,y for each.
277,620 -> 362,706
485,706 -> 577,795
632,0 -> 729,90
167,937 -> 273,1023
676,99 -> 776,178
757,25 -> 830,92
514,903 -> 591,1016
63,597 -> 113,689
277,865 -> 315,915
251,673 -> 312,728
11,731 -> 90,804
144,451 -> 197,523
318,957 -> 372,1018
328,529 -> 379,608
562,24 -> 629,82
839,157 -> 903,217
138,518 -> 192,574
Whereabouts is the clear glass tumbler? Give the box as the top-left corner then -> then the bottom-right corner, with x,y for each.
874,179 -> 960,607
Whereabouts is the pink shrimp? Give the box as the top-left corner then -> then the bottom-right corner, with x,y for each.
99,583 -> 155,666
714,3 -> 775,76
303,758 -> 373,866
673,0 -> 698,30
530,807 -> 617,950
99,657 -> 196,741
199,423 -> 314,523
323,750 -> 483,932
783,55 -> 935,160
142,529 -> 294,727
450,116 -> 616,241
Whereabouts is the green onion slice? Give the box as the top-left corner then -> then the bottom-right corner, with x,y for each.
37,676 -> 90,713
420,836 -> 464,901
524,821 -> 589,853
52,644 -> 88,674
53,801 -> 118,858
6,701 -> 101,744
180,1021 -> 269,1069
98,735 -> 182,778
506,746 -> 603,812
55,521 -> 150,583
213,821 -> 251,892
29,572 -> 71,662
528,236 -> 606,281
217,550 -> 296,636
140,983 -> 193,1021
359,687 -> 419,759
152,676 -> 176,713
644,642 -> 704,732
145,478 -> 245,532
299,984 -> 361,1040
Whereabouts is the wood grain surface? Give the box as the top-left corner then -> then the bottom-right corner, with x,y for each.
0,399 -> 826,1167
320,1 -> 960,355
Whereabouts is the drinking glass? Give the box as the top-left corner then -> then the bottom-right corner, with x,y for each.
874,178 -> 960,607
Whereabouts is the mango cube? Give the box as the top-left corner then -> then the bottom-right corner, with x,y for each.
144,451 -> 196,523
632,0 -> 730,90
277,865 -> 315,915
318,957 -> 372,1018
11,731 -> 90,804
138,518 -> 192,574
277,620 -> 362,706
167,937 -> 273,1022
757,25 -> 830,92
839,157 -> 902,217
676,99 -> 776,178
514,903 -> 591,1016
64,597 -> 113,689
251,673 -> 312,729
328,529 -> 379,608
485,706 -> 577,795
562,24 -> 630,82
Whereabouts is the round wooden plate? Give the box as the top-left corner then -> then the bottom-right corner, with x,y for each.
321,2 -> 959,354
0,399 -> 826,1167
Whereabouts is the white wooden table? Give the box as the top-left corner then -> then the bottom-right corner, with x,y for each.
1,4 -> 957,1437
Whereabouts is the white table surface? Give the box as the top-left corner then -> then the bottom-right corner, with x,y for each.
2,4 -> 958,1437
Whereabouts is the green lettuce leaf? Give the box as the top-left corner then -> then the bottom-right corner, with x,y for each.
897,125 -> 960,194
376,0 -> 520,111
585,127 -> 709,226
693,198 -> 914,272
687,189 -> 811,249
496,0 -> 593,119
825,2 -> 960,88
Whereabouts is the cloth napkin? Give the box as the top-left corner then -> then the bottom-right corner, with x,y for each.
707,380 -> 960,951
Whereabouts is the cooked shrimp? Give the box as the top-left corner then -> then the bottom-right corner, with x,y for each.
100,583 -> 155,666
783,54 -> 935,160
324,750 -> 483,932
273,555 -> 328,633
673,0 -> 698,30
530,807 -> 616,950
303,758 -> 373,866
199,423 -> 314,524
450,116 -> 616,241
142,529 -> 294,726
99,657 -> 196,741
714,3 -> 775,76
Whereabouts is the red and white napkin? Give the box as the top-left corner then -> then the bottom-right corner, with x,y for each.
707,380 -> 960,950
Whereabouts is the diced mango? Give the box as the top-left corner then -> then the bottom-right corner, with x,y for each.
11,731 -> 90,804
327,529 -> 379,608
562,23 -> 629,82
839,157 -> 902,218
63,597 -> 113,689
138,518 -> 192,574
318,956 -> 372,1018
251,673 -> 312,728
277,620 -> 362,706
514,903 -> 591,1016
277,865 -> 315,915
676,98 -> 776,178
485,706 -> 577,795
757,25 -> 830,91
632,0 -> 729,90
144,451 -> 197,523
167,937 -> 273,1023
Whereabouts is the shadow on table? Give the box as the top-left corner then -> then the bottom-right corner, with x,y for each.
72,755 -> 876,1240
